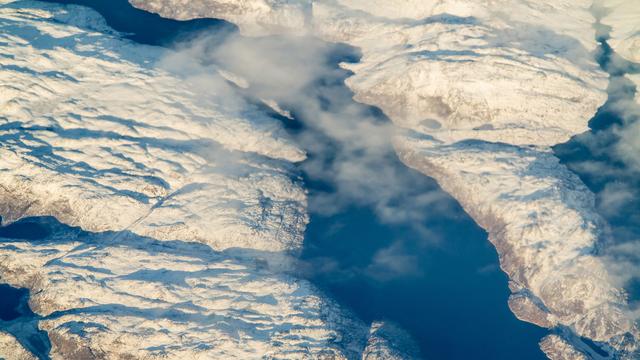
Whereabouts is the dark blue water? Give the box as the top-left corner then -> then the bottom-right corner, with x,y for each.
31,1 -> 549,358
302,204 -> 547,359
0,284 -> 27,321
0,220 -> 51,240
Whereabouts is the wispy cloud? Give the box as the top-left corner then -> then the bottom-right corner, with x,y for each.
165,31 -> 455,224
365,240 -> 423,281
157,31 -> 458,280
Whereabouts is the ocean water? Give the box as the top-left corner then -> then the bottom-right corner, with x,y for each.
0,284 -> 27,321
301,204 -> 548,359
2,0 -> 568,358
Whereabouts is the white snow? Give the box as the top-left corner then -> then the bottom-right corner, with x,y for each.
128,0 -> 310,36
0,0 -> 307,253
0,217 -> 367,359
540,334 -> 589,360
310,0 -> 605,145
2,0 -> 638,357
600,0 -> 640,64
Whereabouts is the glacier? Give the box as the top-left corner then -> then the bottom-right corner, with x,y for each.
0,1 -> 423,358
128,0 -> 640,359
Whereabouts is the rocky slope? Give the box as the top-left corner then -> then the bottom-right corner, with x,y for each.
0,1 -> 418,358
129,0 -> 640,358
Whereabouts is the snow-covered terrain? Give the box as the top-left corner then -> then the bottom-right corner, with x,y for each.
2,0 -> 638,357
0,0 -> 309,253
129,0 -> 640,358
600,0 -> 640,64
539,334 -> 588,360
1,217 -> 368,359
129,0 -> 309,36
0,1 -> 420,358
126,0 -> 608,142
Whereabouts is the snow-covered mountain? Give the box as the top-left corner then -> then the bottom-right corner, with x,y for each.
2,0 -> 639,358
0,1 -> 309,252
600,0 -> 640,102
129,0 -> 640,359
600,0 -> 640,65
0,1 -> 418,358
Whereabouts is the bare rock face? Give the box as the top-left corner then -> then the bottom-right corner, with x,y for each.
540,335 -> 588,360
509,292 -> 556,329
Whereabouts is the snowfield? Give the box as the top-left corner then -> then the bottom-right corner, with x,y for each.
600,0 -> 640,65
0,0 -> 307,253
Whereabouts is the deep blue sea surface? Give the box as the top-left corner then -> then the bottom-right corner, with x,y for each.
15,1 -> 640,359
0,284 -> 26,321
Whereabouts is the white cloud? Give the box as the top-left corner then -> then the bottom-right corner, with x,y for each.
365,241 -> 422,281
163,32 -> 456,231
